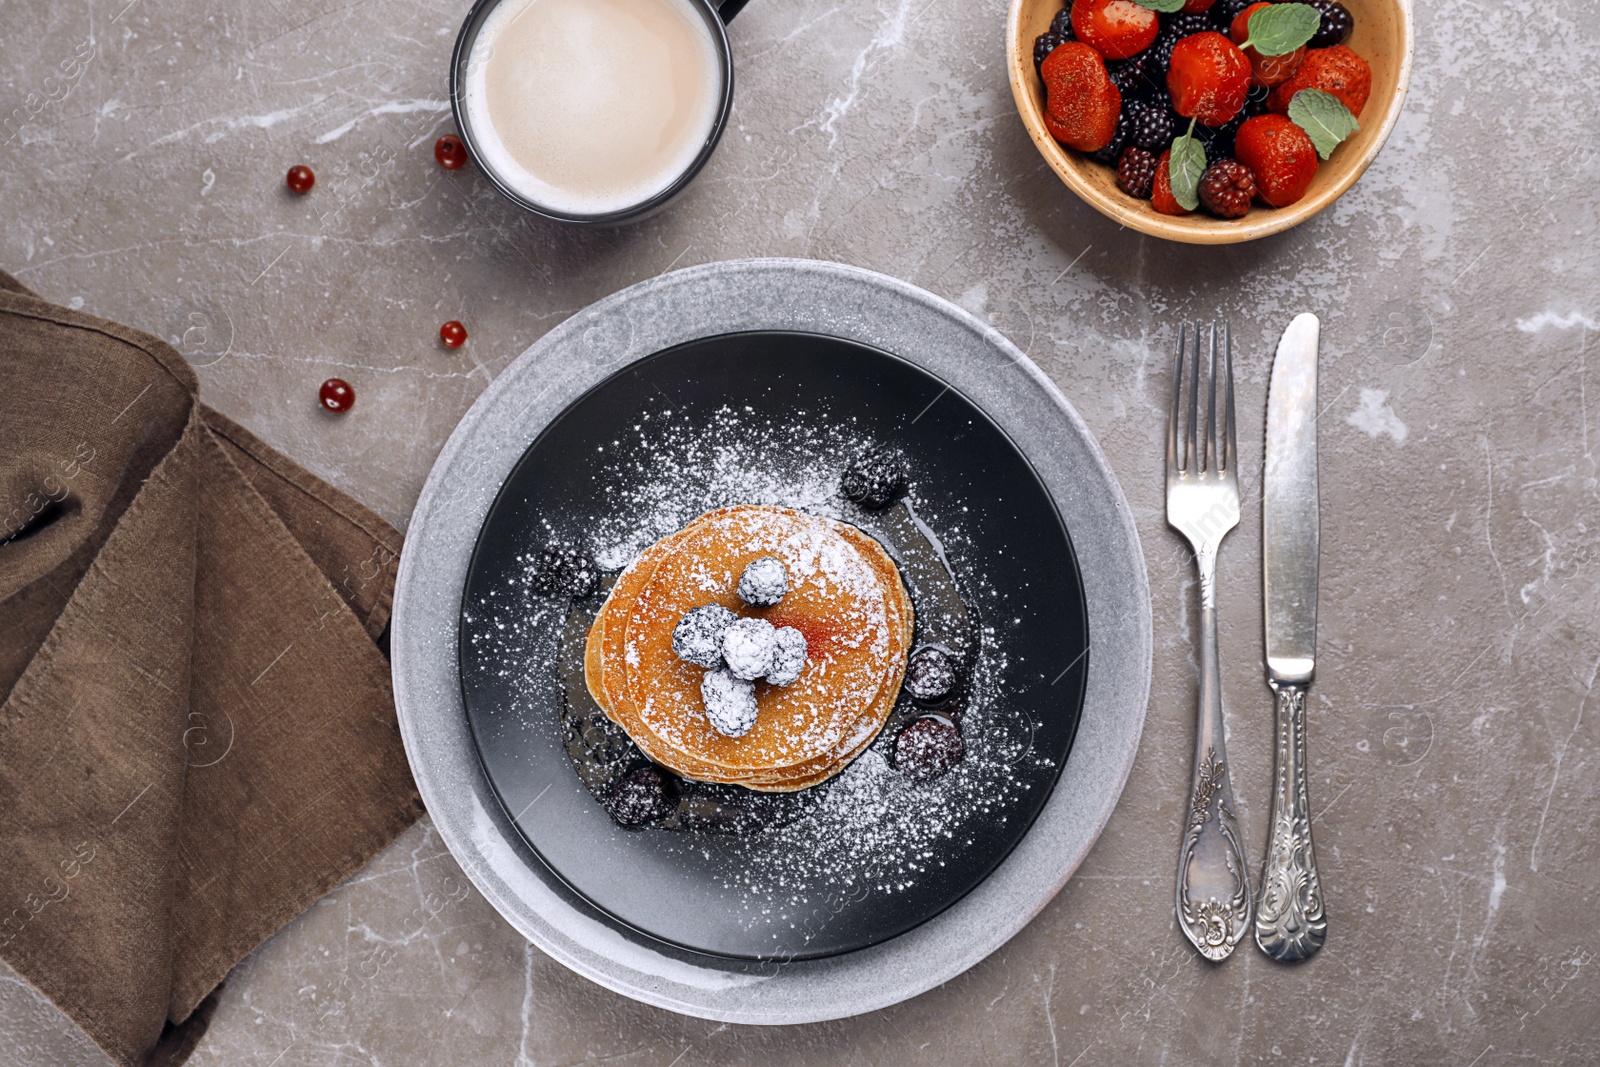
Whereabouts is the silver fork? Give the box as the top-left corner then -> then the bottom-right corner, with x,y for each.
1167,322 -> 1253,961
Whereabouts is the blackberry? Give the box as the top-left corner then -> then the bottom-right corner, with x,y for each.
896,715 -> 966,783
1195,106 -> 1248,164
1212,0 -> 1254,30
1033,31 -> 1066,72
737,556 -> 787,607
1198,158 -> 1257,218
1161,11 -> 1215,40
1242,82 -> 1271,119
842,449 -> 907,508
1049,6 -> 1075,38
672,604 -> 736,668
1089,101 -> 1138,165
1130,103 -> 1173,151
904,646 -> 960,705
1305,0 -> 1354,47
1105,53 -> 1150,98
608,765 -> 676,827
1116,146 -> 1159,199
529,543 -> 598,598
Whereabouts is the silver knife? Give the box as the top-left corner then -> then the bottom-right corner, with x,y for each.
1256,312 -> 1328,961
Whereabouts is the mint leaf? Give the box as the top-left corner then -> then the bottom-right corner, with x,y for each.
1169,122 -> 1206,212
1288,88 -> 1360,159
1239,2 -> 1320,56
1132,0 -> 1186,11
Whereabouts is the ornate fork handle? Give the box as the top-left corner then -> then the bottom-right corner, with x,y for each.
1255,682 -> 1327,960
1175,546 -> 1252,961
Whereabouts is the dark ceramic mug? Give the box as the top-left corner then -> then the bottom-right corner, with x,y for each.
448,0 -> 749,226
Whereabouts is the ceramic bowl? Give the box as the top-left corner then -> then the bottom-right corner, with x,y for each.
1006,0 -> 1414,243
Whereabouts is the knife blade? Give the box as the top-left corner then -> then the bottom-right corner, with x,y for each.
1263,312 -> 1319,686
1255,311 -> 1327,961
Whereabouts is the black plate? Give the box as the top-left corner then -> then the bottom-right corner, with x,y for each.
458,331 -> 1089,960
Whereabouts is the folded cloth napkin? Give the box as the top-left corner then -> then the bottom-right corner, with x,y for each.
0,271 -> 424,1066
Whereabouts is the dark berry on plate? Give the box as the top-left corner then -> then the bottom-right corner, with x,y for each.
842,449 -> 907,508
1116,145 -> 1159,199
1130,101 -> 1173,150
434,134 -> 468,170
286,165 -> 314,194
737,556 -> 787,607
673,604 -> 736,668
608,765 -> 676,827
1071,0 -> 1159,61
530,542 -> 599,598
904,646 -> 960,705
1198,158 -> 1257,218
318,377 -> 353,413
1305,0 -> 1355,48
440,319 -> 468,348
721,617 -> 777,681
1034,31 -> 1068,72
1049,6 -> 1075,38
701,666 -> 759,736
896,715 -> 966,782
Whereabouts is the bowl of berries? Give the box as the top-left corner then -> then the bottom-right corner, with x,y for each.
1007,0 -> 1412,242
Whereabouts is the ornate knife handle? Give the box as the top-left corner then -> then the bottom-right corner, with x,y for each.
1176,555 -> 1252,961
1254,681 -> 1326,961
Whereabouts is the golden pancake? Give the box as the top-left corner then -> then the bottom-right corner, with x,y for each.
584,505 -> 912,790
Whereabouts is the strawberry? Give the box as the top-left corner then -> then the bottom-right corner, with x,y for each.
1182,0 -> 1219,12
1229,2 -> 1306,87
1268,44 -> 1371,116
1167,32 -> 1251,127
1070,0 -> 1160,62
1042,41 -> 1123,152
1233,113 -> 1318,206
1150,150 -> 1192,215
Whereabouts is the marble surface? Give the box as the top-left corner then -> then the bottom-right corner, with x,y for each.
2,0 -> 1598,1063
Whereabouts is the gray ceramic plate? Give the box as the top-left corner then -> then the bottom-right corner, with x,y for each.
392,259 -> 1151,1024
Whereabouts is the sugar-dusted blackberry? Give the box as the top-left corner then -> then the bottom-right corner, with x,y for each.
895,715 -> 966,783
904,646 -> 960,705
608,765 -> 676,827
737,556 -> 787,607
1198,158 -> 1257,218
701,666 -> 759,736
842,448 -> 907,509
1116,146 -> 1159,199
1130,102 -> 1173,151
1088,100 -> 1138,165
529,542 -> 598,598
1049,6 -> 1075,38
1305,0 -> 1354,47
1211,0 -> 1254,29
672,604 -> 736,668
1033,31 -> 1066,72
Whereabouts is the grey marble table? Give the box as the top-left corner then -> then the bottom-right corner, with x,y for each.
3,0 -> 1598,1063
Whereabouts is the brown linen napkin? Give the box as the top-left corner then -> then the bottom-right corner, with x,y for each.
0,270 -> 425,1066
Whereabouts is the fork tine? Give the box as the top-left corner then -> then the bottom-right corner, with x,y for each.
1206,322 -> 1219,474
1223,321 -> 1237,474
1169,323 -> 1186,472
1186,322 -> 1199,476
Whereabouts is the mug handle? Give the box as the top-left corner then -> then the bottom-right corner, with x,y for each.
716,0 -> 751,22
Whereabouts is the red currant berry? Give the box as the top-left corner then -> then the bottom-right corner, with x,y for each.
434,134 -> 468,170
439,320 -> 468,348
286,165 -> 315,195
319,378 -> 354,413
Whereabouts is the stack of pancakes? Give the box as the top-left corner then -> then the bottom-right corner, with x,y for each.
584,505 -> 913,792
